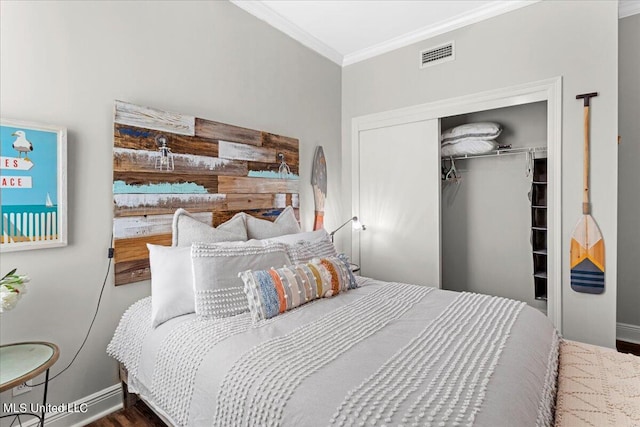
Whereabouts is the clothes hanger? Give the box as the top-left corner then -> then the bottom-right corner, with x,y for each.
525,151 -> 533,178
445,157 -> 461,183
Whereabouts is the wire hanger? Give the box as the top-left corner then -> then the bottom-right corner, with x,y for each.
444,157 -> 461,183
525,151 -> 534,178
442,157 -> 462,206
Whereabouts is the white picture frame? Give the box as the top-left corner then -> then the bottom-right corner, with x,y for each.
1,118 -> 67,252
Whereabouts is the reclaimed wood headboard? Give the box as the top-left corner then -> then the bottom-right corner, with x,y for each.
112,101 -> 299,286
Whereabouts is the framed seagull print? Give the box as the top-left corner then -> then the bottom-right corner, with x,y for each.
0,119 -> 67,252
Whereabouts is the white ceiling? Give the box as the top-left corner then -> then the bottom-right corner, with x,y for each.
262,0 -> 503,58
231,0 -> 640,67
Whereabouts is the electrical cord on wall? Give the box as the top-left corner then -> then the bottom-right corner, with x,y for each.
31,235 -> 113,387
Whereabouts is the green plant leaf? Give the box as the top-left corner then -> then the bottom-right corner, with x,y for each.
1,268 -> 17,280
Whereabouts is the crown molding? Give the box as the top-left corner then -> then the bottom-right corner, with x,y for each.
343,0 -> 540,66
231,0 -> 632,68
619,0 -> 640,18
229,0 -> 343,66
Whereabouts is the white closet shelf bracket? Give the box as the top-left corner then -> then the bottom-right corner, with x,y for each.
448,146 -> 547,160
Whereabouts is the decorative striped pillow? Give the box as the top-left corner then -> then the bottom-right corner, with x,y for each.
240,256 -> 358,322
265,228 -> 338,264
286,238 -> 338,264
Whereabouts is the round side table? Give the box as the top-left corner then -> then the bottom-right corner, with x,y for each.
0,342 -> 59,427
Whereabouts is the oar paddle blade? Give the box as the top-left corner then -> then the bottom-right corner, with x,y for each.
570,214 -> 605,294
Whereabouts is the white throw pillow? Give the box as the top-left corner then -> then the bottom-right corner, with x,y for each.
191,240 -> 291,318
268,229 -> 338,263
441,139 -> 497,157
441,122 -> 502,145
243,206 -> 301,239
172,208 -> 247,246
147,244 -> 194,328
266,228 -> 330,245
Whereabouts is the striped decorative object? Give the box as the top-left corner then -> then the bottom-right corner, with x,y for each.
570,215 -> 605,293
241,256 -> 357,322
570,93 -> 605,294
286,238 -> 338,264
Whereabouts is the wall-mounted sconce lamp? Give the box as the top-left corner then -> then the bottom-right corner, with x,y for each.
154,134 -> 174,171
329,216 -> 366,242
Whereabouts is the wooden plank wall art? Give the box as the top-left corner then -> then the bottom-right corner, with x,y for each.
113,101 -> 299,285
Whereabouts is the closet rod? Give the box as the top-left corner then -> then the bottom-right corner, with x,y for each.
449,146 -> 547,160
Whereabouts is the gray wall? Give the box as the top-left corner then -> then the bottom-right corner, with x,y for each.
441,102 -> 547,312
617,14 -> 640,329
342,0 -> 619,347
0,0 -> 341,412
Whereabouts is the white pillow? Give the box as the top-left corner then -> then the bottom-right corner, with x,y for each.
267,229 -> 338,263
191,240 -> 291,318
147,244 -> 194,328
287,239 -> 338,264
266,228 -> 331,245
172,208 -> 247,246
441,122 -> 502,145
441,139 -> 497,157
243,206 -> 301,239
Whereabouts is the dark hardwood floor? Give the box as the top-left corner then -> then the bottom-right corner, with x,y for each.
90,341 -> 640,426
86,401 -> 165,427
617,339 -> 640,356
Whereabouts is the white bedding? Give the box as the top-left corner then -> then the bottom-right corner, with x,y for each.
108,277 -> 559,427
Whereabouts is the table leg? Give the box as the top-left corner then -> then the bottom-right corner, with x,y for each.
40,368 -> 50,427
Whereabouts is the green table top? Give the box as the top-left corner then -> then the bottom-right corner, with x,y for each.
0,342 -> 58,391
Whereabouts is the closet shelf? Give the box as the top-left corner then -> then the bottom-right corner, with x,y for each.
531,205 -> 547,209
532,226 -> 547,231
447,146 -> 547,160
534,271 -> 548,279
533,249 -> 548,255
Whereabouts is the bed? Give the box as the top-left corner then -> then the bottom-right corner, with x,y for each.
108,275 -> 559,427
108,101 -> 636,426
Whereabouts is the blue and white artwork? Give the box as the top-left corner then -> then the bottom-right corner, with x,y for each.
1,121 -> 66,251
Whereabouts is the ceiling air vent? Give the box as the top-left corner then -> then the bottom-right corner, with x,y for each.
420,41 -> 455,68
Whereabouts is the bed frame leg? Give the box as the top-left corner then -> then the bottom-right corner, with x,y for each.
119,363 -> 140,409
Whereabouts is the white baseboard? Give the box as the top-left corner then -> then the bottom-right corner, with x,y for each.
617,322 -> 640,344
13,383 -> 122,427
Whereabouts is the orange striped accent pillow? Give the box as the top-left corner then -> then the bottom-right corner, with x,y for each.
240,256 -> 358,322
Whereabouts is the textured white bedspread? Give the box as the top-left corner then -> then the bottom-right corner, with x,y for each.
108,277 -> 559,427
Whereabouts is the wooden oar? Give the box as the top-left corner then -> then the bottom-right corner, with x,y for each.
311,146 -> 327,230
570,92 -> 604,294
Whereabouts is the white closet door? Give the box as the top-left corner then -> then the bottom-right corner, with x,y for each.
357,119 -> 440,287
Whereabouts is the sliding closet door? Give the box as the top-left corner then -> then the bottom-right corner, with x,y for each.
357,119 -> 440,287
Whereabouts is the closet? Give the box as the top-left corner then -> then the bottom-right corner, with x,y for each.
351,78 -> 562,328
357,119 -> 441,288
440,102 -> 548,313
